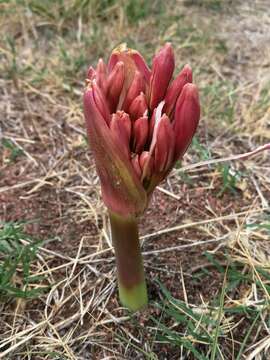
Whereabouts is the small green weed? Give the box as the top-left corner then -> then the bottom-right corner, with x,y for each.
151,250 -> 269,358
217,163 -> 242,197
246,216 -> 270,234
2,138 -> 24,162
204,251 -> 270,302
151,281 -> 220,359
192,136 -> 211,160
0,222 -> 45,299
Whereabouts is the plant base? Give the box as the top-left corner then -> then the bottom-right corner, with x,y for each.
119,281 -> 148,312
109,211 -> 148,312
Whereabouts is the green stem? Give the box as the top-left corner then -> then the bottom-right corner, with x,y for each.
109,211 -> 148,312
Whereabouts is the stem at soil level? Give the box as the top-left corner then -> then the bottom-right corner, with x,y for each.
109,211 -> 148,312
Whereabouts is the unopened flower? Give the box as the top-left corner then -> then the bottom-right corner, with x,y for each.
83,43 -> 200,311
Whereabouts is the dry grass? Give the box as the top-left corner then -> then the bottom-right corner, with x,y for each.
0,0 -> 270,359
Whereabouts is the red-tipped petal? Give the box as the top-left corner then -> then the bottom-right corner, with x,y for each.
133,116 -> 148,154
140,151 -> 153,179
107,61 -> 125,112
164,64 -> 192,117
92,81 -> 111,125
131,155 -> 142,179
122,71 -> 145,111
83,87 -> 147,216
173,83 -> 200,160
110,111 -> 131,159
130,51 -> 151,83
154,114 -> 175,173
96,58 -> 108,94
129,92 -> 148,121
149,43 -> 175,110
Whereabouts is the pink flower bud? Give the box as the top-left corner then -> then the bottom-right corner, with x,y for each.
84,85 -> 147,216
154,114 -> 175,172
109,44 -> 151,83
173,83 -> 200,160
149,43 -> 175,110
140,151 -> 153,180
96,58 -> 108,94
108,44 -> 151,111
164,64 -> 192,117
110,111 -> 131,159
129,92 -> 148,121
108,44 -> 137,88
131,155 -> 142,179
107,61 -> 125,112
133,115 -> 148,154
130,51 -> 151,83
92,80 -> 111,125
122,71 -> 145,111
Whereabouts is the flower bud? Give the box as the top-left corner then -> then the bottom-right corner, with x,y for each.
92,80 -> 111,125
110,111 -> 131,159
108,44 -> 137,88
96,58 -> 108,94
108,44 -> 151,111
109,44 -> 151,84
122,71 -> 145,111
133,115 -> 148,154
130,51 -> 151,83
129,92 -> 148,121
154,114 -> 175,172
131,155 -> 142,179
149,43 -> 175,110
164,64 -> 192,117
140,151 -> 153,180
107,61 -> 125,112
84,86 -> 147,216
173,83 -> 200,160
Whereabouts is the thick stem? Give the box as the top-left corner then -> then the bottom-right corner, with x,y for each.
109,211 -> 148,312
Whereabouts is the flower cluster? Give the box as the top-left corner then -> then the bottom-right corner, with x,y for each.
83,43 -> 200,217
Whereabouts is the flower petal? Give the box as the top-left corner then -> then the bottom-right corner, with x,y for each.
174,83 -> 200,160
149,43 -> 175,110
83,86 -> 147,216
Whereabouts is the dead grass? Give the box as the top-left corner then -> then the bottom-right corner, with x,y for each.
0,0 -> 270,359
